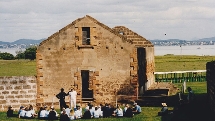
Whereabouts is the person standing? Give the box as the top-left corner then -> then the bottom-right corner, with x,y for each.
56,88 -> 68,111
68,88 -> 77,109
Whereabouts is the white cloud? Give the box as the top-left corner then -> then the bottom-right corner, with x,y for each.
0,0 -> 215,42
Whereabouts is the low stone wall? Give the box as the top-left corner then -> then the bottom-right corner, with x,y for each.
0,76 -> 36,111
206,61 -> 215,119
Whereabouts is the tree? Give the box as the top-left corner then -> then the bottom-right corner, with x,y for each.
15,50 -> 25,59
0,52 -> 15,60
24,46 -> 37,60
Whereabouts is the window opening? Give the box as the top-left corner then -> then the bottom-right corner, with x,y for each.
82,27 -> 90,45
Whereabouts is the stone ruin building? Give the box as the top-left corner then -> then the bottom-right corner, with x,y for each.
36,15 -> 155,107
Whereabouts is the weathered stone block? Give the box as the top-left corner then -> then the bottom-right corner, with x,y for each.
10,100 -> 18,103
14,86 -> 22,90
5,85 -> 13,90
0,100 -> 6,104
20,91 -> 27,94
23,85 -> 31,89
11,91 -> 19,94
28,80 -> 36,83
28,90 -> 36,93
19,100 -> 29,103
10,80 -> 18,84
25,95 -> 33,98
0,96 -> 4,99
0,86 -> 4,90
2,91 -> 9,94
30,100 -> 36,103
15,95 -> 24,98
1,81 -> 8,84
6,95 -> 15,98
19,80 -> 26,84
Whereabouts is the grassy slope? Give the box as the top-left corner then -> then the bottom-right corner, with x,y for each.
0,60 -> 36,76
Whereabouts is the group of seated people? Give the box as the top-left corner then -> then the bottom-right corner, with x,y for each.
6,102 -> 142,120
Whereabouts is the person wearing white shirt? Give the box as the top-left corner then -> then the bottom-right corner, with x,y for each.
19,107 -> 26,118
94,107 -> 100,118
40,107 -> 49,119
74,106 -> 82,119
25,109 -> 34,118
114,105 -> 123,117
68,88 -> 77,109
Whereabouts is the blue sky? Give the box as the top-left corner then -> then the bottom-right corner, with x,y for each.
1,0 -> 215,42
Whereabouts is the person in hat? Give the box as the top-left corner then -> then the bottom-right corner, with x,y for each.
56,88 -> 68,111
68,87 -> 77,109
132,103 -> 141,114
158,103 -> 168,116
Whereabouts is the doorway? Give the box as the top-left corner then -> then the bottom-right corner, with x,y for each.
81,70 -> 93,99
137,47 -> 147,95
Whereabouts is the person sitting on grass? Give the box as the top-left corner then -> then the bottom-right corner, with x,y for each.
60,110 -> 70,121
24,107 -> 35,119
6,106 -> 14,117
113,104 -> 123,117
19,106 -> 26,118
83,108 -> 92,119
133,103 -> 142,114
124,104 -> 133,117
48,106 -> 58,120
74,106 -> 82,119
94,106 -> 100,118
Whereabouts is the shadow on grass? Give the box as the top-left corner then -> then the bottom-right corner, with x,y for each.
161,93 -> 215,121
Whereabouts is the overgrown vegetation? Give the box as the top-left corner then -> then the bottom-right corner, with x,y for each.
0,46 -> 37,60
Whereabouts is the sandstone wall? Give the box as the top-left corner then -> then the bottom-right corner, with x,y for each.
36,15 -> 155,106
206,61 -> 215,119
0,76 -> 36,111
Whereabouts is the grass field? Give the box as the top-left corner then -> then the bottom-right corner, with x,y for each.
0,55 -> 214,76
155,55 -> 215,72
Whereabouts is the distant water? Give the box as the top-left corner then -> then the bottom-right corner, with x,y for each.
0,45 -> 215,56
0,48 -> 25,56
155,45 -> 215,56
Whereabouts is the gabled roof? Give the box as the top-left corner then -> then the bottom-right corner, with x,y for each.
39,15 -> 151,46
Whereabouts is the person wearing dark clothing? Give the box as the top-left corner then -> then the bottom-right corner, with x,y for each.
82,109 -> 92,119
48,108 -> 58,120
7,106 -> 14,117
60,110 -> 70,121
56,88 -> 68,111
102,104 -> 111,118
124,105 -> 133,117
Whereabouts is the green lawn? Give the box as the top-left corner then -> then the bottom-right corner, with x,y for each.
0,60 -> 36,76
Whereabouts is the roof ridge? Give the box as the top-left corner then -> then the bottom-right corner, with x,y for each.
86,15 -> 132,44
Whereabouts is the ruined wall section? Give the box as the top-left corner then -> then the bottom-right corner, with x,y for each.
112,26 -> 155,90
145,47 -> 155,90
206,61 -> 215,119
0,76 -> 36,111
36,16 -> 137,105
